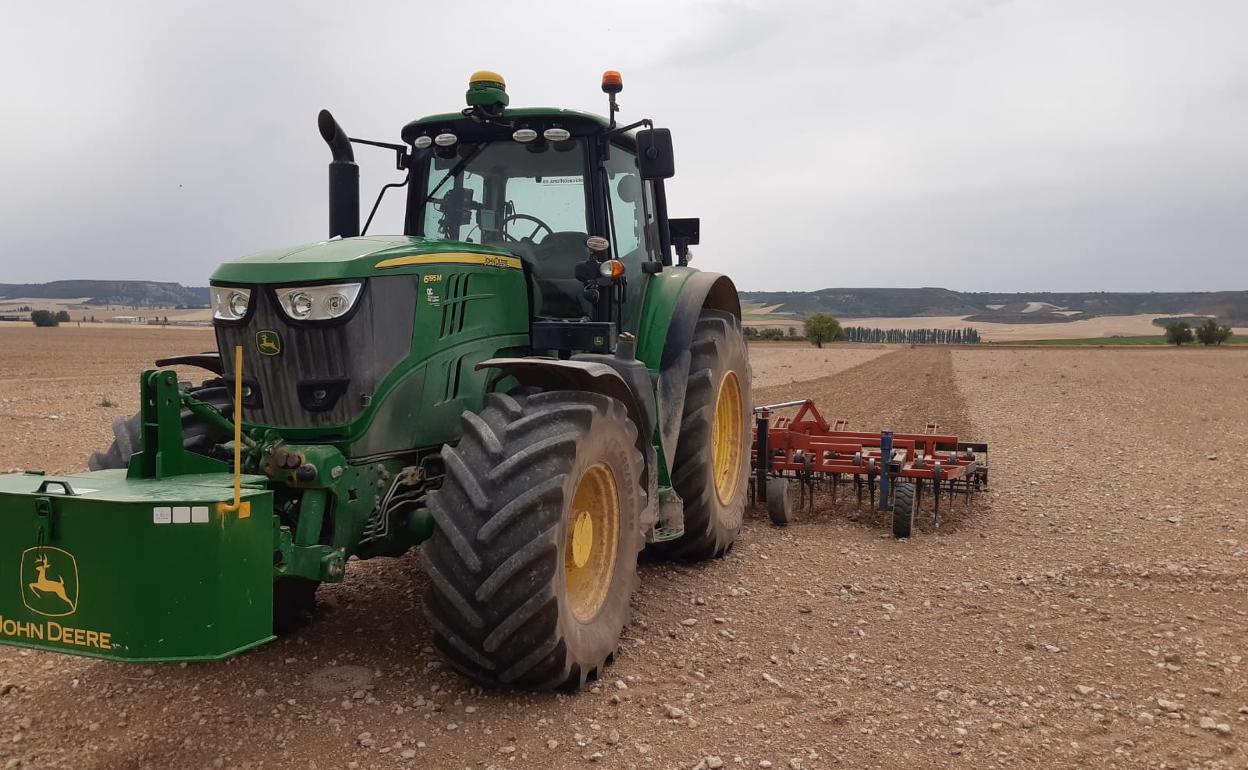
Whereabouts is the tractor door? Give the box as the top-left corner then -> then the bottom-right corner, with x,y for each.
602,142 -> 663,333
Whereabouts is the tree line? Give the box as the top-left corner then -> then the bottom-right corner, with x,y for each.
745,314 -> 983,348
839,326 -> 981,344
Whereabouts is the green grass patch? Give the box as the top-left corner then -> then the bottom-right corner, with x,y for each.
1000,335 -> 1246,346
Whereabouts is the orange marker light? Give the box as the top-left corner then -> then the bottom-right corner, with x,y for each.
601,70 -> 623,94
599,259 -> 626,278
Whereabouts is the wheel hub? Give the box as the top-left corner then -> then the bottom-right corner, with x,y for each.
571,510 -> 594,568
712,370 -> 743,505
565,463 -> 620,622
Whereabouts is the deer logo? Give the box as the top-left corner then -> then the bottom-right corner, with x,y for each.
256,329 -> 281,356
20,547 -> 79,617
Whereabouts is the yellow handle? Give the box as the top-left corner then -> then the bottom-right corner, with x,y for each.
218,345 -> 247,517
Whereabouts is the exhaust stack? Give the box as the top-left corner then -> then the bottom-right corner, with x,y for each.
318,109 -> 360,239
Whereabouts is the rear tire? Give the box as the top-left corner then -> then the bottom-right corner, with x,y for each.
892,482 -> 916,539
652,309 -> 752,560
422,390 -> 644,690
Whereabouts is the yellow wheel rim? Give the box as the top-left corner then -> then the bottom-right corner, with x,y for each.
712,370 -> 743,505
565,463 -> 620,623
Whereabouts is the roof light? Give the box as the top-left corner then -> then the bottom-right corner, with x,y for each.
512,128 -> 537,143
413,136 -> 432,149
434,133 -> 458,147
601,70 -> 623,94
543,127 -> 571,142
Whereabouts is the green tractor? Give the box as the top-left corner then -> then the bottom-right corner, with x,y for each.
0,71 -> 751,690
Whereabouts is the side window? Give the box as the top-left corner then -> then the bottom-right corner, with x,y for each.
605,147 -> 647,269
423,166 -> 485,242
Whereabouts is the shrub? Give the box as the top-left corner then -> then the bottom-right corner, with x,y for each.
1195,319 -> 1233,346
1164,321 -> 1194,346
30,310 -> 59,327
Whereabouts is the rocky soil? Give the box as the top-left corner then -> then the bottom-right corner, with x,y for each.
1,328 -> 1245,769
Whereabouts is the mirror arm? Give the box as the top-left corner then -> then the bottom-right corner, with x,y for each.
349,136 -> 412,171
605,118 -> 652,138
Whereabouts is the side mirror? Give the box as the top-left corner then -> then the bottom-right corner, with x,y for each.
636,128 -> 675,180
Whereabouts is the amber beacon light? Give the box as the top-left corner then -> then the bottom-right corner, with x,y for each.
601,70 -> 623,94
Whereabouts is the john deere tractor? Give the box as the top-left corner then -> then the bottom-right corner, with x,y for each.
0,71 -> 750,690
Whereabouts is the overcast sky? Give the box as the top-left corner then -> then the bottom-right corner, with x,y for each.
2,0 -> 1245,292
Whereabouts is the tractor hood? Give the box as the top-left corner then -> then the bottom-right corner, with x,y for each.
210,236 -> 518,284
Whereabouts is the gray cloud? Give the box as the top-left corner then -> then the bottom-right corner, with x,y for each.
1,0 -> 1244,292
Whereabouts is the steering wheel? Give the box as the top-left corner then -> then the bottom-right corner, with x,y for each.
502,213 -> 555,244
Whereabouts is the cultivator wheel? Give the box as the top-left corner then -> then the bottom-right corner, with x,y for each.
421,390 -> 644,691
651,309 -> 752,560
766,476 -> 793,526
891,482 -> 916,539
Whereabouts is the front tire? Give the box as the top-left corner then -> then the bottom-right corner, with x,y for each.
87,380 -> 234,470
655,309 -> 752,560
422,391 -> 644,690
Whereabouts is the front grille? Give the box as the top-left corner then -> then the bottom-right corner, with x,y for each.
214,277 -> 417,428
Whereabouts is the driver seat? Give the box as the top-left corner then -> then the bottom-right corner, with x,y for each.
520,231 -> 591,318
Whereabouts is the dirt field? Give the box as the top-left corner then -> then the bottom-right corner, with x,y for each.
1,328 -> 1246,769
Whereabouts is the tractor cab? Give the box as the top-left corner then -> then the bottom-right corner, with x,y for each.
404,111 -> 649,321
322,71 -> 689,340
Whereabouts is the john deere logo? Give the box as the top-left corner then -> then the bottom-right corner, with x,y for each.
21,547 -> 79,618
256,330 -> 282,356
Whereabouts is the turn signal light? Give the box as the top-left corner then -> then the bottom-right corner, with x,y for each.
599,259 -> 626,278
601,70 -> 623,94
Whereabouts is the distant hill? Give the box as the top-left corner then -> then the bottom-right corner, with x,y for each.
741,288 -> 1248,325
0,280 -> 209,308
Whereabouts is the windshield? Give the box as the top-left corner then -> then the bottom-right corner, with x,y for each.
415,138 -> 592,317
418,139 -> 587,246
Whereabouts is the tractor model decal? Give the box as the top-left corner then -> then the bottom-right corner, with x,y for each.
20,547 -> 79,617
256,330 -> 282,356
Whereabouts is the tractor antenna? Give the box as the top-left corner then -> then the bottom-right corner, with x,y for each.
601,71 -> 623,129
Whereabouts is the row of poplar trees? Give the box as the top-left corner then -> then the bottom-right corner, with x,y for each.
841,326 -> 982,344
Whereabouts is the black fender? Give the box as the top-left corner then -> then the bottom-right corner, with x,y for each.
655,271 -> 741,468
475,355 -> 658,497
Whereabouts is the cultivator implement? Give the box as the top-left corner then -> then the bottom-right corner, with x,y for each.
750,400 -> 988,537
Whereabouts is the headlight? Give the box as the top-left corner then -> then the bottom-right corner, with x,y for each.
211,287 -> 251,321
276,282 -> 362,321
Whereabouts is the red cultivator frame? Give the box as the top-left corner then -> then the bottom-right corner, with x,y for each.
749,400 -> 989,537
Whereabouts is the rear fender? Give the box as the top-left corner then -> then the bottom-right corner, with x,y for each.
635,269 -> 741,465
